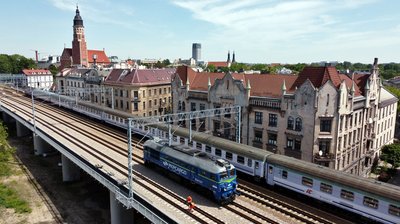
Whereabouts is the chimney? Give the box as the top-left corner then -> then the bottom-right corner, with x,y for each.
35,50 -> 38,63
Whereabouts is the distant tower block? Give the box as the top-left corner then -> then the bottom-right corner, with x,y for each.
192,43 -> 201,61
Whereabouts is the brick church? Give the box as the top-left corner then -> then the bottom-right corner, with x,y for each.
60,6 -> 110,69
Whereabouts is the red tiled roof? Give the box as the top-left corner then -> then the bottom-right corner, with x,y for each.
176,66 -> 297,98
22,69 -> 52,76
208,61 -> 229,67
105,68 -> 176,86
88,50 -> 110,64
353,73 -> 369,96
339,74 -> 362,96
291,66 -> 342,90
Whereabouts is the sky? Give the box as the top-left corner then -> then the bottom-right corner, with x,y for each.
0,0 -> 399,64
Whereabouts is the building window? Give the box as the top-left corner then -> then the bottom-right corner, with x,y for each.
287,138 -> 294,149
200,103 -> 205,111
154,99 -> 157,106
255,112 -> 263,124
294,139 -> 301,150
268,133 -> 277,145
341,189 -> 354,201
295,118 -> 302,131
320,119 -> 332,132
269,114 -> 278,127
149,100 -> 152,108
153,89 -> 156,95
143,102 -> 145,110
148,89 -> 151,96
191,102 -> 196,111
254,130 -> 263,143
133,103 -> 138,111
142,90 -> 145,98
319,140 -> 330,154
287,116 -> 294,130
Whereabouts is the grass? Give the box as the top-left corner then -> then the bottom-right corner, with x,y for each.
0,183 -> 31,213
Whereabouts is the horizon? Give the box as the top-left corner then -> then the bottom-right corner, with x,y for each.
1,0 -> 399,64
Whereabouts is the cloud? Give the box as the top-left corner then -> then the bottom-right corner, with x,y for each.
172,0 -> 399,63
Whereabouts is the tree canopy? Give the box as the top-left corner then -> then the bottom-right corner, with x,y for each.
380,143 -> 400,169
0,54 -> 36,74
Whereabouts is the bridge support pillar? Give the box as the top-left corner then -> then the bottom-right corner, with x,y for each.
16,121 -> 30,137
2,112 -> 14,123
33,134 -> 52,156
110,191 -> 134,224
61,154 -> 80,182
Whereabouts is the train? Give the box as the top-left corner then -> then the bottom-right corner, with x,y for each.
143,137 -> 238,204
18,87 -> 400,223
151,124 -> 400,224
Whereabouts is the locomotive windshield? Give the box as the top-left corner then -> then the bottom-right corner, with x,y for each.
220,171 -> 228,179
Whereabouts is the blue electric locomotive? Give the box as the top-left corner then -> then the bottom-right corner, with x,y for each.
143,138 -> 237,204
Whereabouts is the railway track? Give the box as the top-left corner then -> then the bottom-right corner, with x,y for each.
1,89 -> 354,223
2,96 -> 267,223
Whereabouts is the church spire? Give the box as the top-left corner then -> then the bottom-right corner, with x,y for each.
227,51 -> 231,63
74,5 -> 83,27
232,51 -> 236,63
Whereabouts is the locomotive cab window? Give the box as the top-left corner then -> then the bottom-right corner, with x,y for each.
320,183 -> 332,194
302,177 -> 313,187
363,196 -> 379,209
389,205 -> 400,217
237,156 -> 245,164
255,162 -> 259,169
215,148 -> 222,156
226,152 -> 233,160
340,189 -> 354,201
230,169 -> 235,176
282,170 -> 288,179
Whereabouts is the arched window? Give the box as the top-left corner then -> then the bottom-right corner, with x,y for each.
287,116 -> 294,130
178,101 -> 182,111
295,117 -> 302,131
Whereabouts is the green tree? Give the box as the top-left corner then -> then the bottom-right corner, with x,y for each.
162,59 -> 171,67
48,64 -> 59,75
0,54 -> 36,74
380,144 -> 400,169
206,64 -> 216,72
385,86 -> 400,112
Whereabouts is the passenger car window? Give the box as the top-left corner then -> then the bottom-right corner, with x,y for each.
237,156 -> 245,164
302,177 -> 313,187
340,189 -> 354,201
389,205 -> 400,217
215,148 -> 222,156
320,183 -> 332,194
363,196 -> 379,209
225,152 -> 233,160
247,159 -> 252,167
282,170 -> 288,179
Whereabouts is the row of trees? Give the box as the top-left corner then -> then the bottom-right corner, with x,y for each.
205,61 -> 400,79
0,54 -> 37,74
205,63 -> 308,74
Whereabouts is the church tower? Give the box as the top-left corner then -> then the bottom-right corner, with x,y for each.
71,6 -> 88,67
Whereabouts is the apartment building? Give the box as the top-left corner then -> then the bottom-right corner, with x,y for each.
171,58 -> 397,176
103,68 -> 175,116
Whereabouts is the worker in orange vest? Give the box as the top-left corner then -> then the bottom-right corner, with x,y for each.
188,202 -> 195,212
186,196 -> 192,205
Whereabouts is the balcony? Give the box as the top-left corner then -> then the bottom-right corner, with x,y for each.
250,98 -> 281,109
314,153 -> 335,162
131,96 -> 140,102
284,148 -> 301,159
